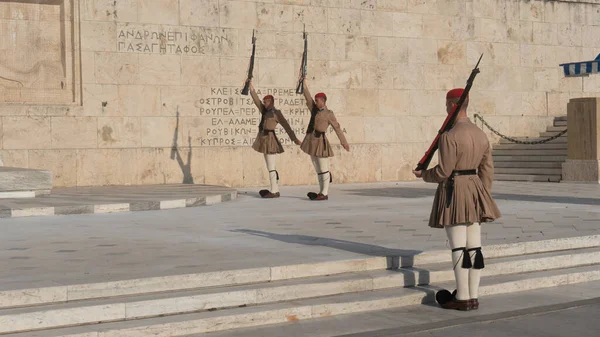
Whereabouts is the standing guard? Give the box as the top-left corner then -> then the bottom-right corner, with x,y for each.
247,81 -> 301,198
299,78 -> 350,200
413,88 -> 501,310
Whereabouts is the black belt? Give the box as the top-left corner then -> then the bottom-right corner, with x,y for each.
446,169 -> 477,208
263,129 -> 275,135
313,131 -> 327,151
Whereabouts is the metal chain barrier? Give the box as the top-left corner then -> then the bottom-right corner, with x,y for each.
473,114 -> 567,145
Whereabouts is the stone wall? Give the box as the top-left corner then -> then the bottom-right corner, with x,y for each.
0,0 -> 599,188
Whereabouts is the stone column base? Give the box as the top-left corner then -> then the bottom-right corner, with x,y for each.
561,159 -> 600,184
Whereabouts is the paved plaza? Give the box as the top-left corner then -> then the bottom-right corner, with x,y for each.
0,181 -> 598,292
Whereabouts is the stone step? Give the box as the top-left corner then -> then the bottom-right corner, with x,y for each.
493,143 -> 568,150
495,174 -> 562,182
492,155 -> 567,162
499,137 -> 567,144
1,235 -> 597,310
7,264 -> 600,337
540,131 -> 567,138
554,120 -> 567,127
493,161 -> 563,169
493,149 -> 567,156
495,168 -> 563,175
0,247 -> 598,334
0,167 -> 52,198
546,126 -> 567,132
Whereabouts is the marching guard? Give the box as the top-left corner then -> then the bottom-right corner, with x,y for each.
248,81 -> 302,198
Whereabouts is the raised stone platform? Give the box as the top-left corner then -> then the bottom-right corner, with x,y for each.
0,167 -> 52,198
0,184 -> 237,218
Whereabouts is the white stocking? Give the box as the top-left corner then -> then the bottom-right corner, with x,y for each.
310,156 -> 322,192
445,224 -> 470,301
467,222 -> 482,299
316,157 -> 330,195
264,154 -> 279,193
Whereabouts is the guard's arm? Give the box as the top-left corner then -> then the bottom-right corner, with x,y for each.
422,133 -> 457,183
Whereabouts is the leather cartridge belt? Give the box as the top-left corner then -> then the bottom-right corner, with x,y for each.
446,169 -> 477,208
313,131 -> 325,137
263,129 -> 275,135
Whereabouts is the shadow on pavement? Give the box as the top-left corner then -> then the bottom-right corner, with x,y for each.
231,229 -> 424,270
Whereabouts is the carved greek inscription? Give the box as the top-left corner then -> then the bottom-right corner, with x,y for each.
117,24 -> 234,56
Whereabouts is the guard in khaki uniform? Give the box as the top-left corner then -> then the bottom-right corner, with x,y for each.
248,81 -> 301,198
299,79 -> 350,200
413,88 -> 501,311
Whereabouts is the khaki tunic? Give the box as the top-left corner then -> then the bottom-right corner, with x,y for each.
250,89 -> 299,154
300,87 -> 348,158
422,118 -> 501,228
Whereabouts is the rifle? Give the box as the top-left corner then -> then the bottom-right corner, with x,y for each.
296,24 -> 307,94
414,54 -> 483,171
241,30 -> 256,95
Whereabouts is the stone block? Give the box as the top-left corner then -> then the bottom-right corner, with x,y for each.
81,21 -> 117,52
160,87 -> 210,117
408,90 -> 446,117
256,3 -> 294,31
293,6 -> 328,32
534,68 -> 560,92
141,117 -> 181,148
328,8 -> 361,34
376,0 -> 408,12
364,117 -> 395,143
120,85 -> 162,117
204,147 -> 244,187
95,52 -> 139,84
520,0 -> 544,22
394,64 -> 424,90
3,116 -> 51,150
392,12 -> 422,38
547,92 -> 571,117
362,63 -> 395,89
543,1 -> 570,24
582,26 -> 600,48
330,143 -> 382,183
437,41 -> 465,65
562,160 -> 600,184
0,150 -> 28,168
81,52 -> 96,84
0,167 -> 52,195
557,24 -> 582,47
139,55 -> 181,86
521,92 -> 548,116
361,10 -> 393,37
98,117 -> 141,148
333,116 -> 364,144
137,147 -> 204,185
423,64 -> 455,90
532,22 -> 558,46
377,37 -> 408,63
408,39 -> 438,64
507,21 -> 533,44
51,117 -> 98,149
181,56 -> 221,87
345,36 -> 378,62
396,116 -> 440,143
258,59 -> 295,87
328,61 -> 362,89
138,0 -> 179,25
381,143 -> 417,181
83,84 -> 120,116
28,150 -> 77,187
475,18 -> 508,43
82,0 -> 138,22
220,1 -> 258,29
566,97 -> 599,160
378,90 -> 409,116
76,149 -> 138,186
180,0 -> 220,27
422,14 -> 454,40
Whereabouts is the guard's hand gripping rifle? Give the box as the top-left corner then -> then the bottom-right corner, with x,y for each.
296,25 -> 308,94
414,54 -> 484,171
241,30 -> 256,95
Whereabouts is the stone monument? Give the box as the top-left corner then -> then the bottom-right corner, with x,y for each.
562,97 -> 600,183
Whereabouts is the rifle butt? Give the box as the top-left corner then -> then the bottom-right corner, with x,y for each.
295,79 -> 304,94
241,80 -> 251,95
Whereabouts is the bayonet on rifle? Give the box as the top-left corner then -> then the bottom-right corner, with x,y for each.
296,24 -> 308,94
241,29 -> 256,95
415,54 -> 484,171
